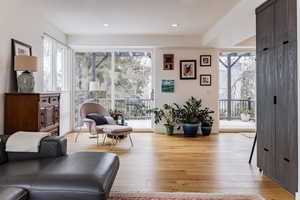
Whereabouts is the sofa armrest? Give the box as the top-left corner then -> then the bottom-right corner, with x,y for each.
40,136 -> 67,157
0,187 -> 28,200
7,136 -> 67,161
0,135 -> 9,144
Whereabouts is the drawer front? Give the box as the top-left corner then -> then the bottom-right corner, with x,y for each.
40,97 -> 50,106
50,96 -> 59,105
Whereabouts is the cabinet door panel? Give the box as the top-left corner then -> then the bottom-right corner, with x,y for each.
256,49 -> 276,177
256,3 -> 274,52
276,41 -> 298,193
275,0 -> 297,46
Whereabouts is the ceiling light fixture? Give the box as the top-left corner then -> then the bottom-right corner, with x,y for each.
103,23 -> 109,27
171,24 -> 179,28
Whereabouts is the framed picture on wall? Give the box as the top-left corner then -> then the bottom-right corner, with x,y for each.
163,54 -> 174,70
180,60 -> 197,80
200,74 -> 212,86
161,80 -> 175,93
12,39 -> 32,57
200,55 -> 211,67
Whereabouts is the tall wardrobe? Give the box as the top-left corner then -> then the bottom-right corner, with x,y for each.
256,0 -> 298,194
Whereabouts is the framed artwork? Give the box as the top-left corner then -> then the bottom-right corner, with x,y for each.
180,60 -> 197,80
200,55 -> 211,67
200,74 -> 212,86
12,39 -> 32,57
163,54 -> 174,70
161,80 -> 175,93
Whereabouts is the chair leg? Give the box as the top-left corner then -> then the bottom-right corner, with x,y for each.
75,126 -> 82,143
97,133 -> 99,145
129,133 -> 134,147
102,134 -> 107,145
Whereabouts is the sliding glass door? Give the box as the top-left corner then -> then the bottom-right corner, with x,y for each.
74,50 -> 153,130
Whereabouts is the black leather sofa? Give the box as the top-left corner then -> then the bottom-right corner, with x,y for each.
0,135 -> 119,200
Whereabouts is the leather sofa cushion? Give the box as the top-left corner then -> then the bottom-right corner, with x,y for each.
0,186 -> 28,200
0,152 -> 119,200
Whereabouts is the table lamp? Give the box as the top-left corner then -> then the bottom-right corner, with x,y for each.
14,56 -> 37,93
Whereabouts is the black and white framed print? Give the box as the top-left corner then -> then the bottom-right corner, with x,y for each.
200,74 -> 212,86
12,39 -> 32,57
180,60 -> 197,80
200,55 -> 211,67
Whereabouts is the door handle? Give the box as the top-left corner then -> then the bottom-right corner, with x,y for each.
273,96 -> 277,105
283,40 -> 289,45
284,158 -> 290,163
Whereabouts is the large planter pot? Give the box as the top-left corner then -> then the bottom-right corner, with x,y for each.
241,113 -> 251,122
182,123 -> 199,137
164,124 -> 174,136
201,125 -> 212,136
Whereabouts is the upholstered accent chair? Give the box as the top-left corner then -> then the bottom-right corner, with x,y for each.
76,103 -> 133,147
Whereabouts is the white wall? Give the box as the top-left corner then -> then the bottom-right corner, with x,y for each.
0,0 -> 67,134
154,48 -> 219,133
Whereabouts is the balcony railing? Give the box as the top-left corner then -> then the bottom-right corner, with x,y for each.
219,98 -> 256,120
75,96 -> 154,127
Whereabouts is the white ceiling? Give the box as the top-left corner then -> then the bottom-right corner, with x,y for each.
36,0 -> 241,36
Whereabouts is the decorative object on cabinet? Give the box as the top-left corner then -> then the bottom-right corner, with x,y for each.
180,60 -> 197,80
14,56 -> 38,93
11,39 -> 33,92
4,93 -> 60,136
200,55 -> 211,67
200,74 -> 212,86
163,54 -> 174,70
161,80 -> 175,93
256,0 -> 298,194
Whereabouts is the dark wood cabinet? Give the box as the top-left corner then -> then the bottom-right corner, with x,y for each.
256,0 -> 298,194
5,93 -> 60,136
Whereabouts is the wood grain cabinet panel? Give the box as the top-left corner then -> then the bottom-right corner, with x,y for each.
256,0 -> 275,53
5,93 -> 60,136
275,0 -> 297,46
256,0 -> 298,194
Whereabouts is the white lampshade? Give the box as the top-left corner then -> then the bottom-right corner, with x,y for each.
89,81 -> 101,91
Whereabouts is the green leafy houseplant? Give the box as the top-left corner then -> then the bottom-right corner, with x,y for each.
173,97 -> 203,137
200,107 -> 214,136
147,104 -> 177,135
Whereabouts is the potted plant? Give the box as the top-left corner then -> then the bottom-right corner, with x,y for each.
174,97 -> 203,137
239,108 -> 253,122
200,107 -> 214,136
147,104 -> 177,136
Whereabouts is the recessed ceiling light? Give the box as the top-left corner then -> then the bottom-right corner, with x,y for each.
171,24 -> 179,28
104,23 -> 109,27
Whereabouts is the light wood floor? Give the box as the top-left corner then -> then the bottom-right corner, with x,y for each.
67,132 -> 294,200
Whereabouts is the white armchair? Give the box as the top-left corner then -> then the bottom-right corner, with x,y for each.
76,103 -> 133,147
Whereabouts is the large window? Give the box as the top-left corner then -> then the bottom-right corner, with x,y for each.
219,52 -> 256,121
74,50 -> 153,129
42,35 -> 72,92
42,34 -> 73,134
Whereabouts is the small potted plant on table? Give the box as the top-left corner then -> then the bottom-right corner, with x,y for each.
148,104 -> 177,136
